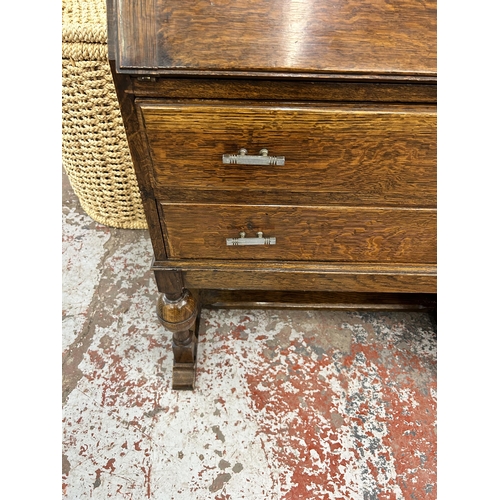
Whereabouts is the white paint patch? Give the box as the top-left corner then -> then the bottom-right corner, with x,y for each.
62,208 -> 110,352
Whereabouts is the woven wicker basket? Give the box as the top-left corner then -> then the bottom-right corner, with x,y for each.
62,0 -> 148,229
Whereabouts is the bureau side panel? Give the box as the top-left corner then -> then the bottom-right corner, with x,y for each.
115,0 -> 157,70
109,62 -> 168,259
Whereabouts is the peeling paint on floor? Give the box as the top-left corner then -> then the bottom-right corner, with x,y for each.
62,169 -> 437,499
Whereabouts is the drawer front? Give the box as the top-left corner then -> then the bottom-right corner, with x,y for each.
160,203 -> 436,264
139,101 -> 436,207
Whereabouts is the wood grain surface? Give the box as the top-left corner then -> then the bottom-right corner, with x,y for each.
139,101 -> 436,207
113,0 -> 436,79
182,271 -> 436,293
160,203 -> 436,264
115,0 -> 157,69
108,62 -> 168,260
108,0 -> 438,386
132,78 -> 437,103
152,260 -> 436,294
199,290 -> 437,310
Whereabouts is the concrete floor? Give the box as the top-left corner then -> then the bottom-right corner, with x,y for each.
62,169 -> 437,499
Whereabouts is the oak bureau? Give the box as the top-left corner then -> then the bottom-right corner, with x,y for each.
106,0 -> 437,389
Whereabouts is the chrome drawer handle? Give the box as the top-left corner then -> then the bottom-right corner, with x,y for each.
226,231 -> 277,246
222,148 -> 285,166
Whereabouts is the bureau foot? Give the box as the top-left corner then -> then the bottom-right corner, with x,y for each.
171,323 -> 199,391
156,290 -> 200,390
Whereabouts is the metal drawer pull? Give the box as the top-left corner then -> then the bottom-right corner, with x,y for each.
222,148 -> 285,166
226,231 -> 277,246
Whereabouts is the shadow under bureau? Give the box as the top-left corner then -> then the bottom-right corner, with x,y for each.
106,0 -> 437,389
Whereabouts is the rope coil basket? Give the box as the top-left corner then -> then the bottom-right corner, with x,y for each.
62,0 -> 147,229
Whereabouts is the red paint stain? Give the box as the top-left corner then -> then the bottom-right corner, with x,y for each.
345,340 -> 437,497
91,347 -> 157,407
246,352 -> 348,498
87,350 -> 106,370
215,493 -> 231,500
103,458 -> 116,473
148,336 -> 163,349
381,376 -> 436,497
231,324 -> 247,340
140,465 -> 152,498
379,493 -> 397,500
246,328 -> 436,498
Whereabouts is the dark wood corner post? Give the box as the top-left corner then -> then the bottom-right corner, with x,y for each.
154,270 -> 200,390
107,61 -> 200,390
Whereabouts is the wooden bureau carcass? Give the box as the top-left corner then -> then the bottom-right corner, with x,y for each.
106,0 -> 437,389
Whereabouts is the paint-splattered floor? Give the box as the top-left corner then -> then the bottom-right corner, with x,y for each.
62,169 -> 437,499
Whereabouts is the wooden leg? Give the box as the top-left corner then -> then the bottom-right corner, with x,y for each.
157,289 -> 200,390
155,271 -> 200,390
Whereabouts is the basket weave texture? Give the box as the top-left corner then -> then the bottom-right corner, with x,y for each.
62,0 -> 147,229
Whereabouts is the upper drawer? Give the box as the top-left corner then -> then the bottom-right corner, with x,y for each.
138,101 -> 436,207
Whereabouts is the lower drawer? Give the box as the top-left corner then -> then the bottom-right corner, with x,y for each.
160,203 -> 436,264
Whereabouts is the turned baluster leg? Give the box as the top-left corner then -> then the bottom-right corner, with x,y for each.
155,271 -> 200,390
